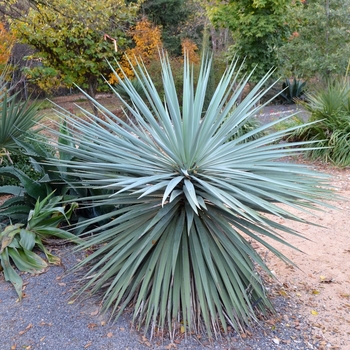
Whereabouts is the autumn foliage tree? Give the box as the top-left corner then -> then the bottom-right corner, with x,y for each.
181,38 -> 199,64
0,22 -> 15,71
110,17 -> 163,83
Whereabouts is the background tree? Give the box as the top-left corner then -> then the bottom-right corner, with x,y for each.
208,0 -> 292,81
7,0 -> 139,104
277,0 -> 350,80
141,0 -> 193,55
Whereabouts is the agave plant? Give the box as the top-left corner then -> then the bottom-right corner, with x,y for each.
0,192 -> 80,299
47,55 -> 331,338
280,78 -> 306,104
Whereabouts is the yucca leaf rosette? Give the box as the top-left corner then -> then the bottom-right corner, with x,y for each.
48,55 -> 331,338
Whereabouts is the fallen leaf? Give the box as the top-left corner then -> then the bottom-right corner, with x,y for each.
87,323 -> 97,329
140,336 -> 151,347
84,341 -> 92,348
279,290 -> 288,297
311,310 -> 319,315
100,321 -> 106,326
312,290 -> 320,295
107,332 -> 113,338
58,282 -> 66,287
67,300 -> 75,304
272,337 -> 280,345
90,309 -> 99,316
165,343 -> 177,349
119,327 -> 125,331
10,345 -> 16,350
40,336 -> 46,341
19,323 -> 33,335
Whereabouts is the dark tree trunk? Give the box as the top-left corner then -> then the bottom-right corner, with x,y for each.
86,76 -> 99,117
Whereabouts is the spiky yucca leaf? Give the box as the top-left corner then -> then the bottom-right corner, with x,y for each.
46,55 -> 332,338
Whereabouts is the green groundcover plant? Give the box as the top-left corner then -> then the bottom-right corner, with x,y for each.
45,54 -> 332,339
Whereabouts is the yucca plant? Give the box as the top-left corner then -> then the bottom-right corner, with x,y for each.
46,54 -> 331,339
0,72 -> 42,153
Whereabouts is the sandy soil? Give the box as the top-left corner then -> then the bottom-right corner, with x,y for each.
255,163 -> 350,349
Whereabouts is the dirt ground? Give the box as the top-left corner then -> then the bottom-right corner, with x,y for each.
257,163 -> 350,349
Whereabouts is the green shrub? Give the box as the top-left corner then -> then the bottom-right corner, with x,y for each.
48,54 -> 331,339
0,149 -> 42,186
290,78 -> 350,166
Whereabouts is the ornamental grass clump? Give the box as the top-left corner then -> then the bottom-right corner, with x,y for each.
291,78 -> 350,166
47,54 -> 332,339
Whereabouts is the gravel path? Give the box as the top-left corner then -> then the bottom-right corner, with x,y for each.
0,245 -> 320,350
254,104 -> 310,125
0,104 -> 317,350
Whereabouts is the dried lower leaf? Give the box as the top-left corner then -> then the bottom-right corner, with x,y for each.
311,310 -> 319,315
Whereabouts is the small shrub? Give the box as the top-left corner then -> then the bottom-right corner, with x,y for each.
0,149 -> 41,186
290,77 -> 350,166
